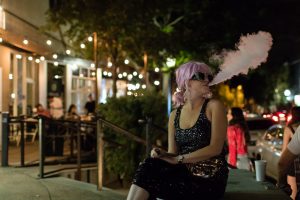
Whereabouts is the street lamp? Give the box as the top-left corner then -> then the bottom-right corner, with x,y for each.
93,32 -> 102,104
166,58 -> 176,115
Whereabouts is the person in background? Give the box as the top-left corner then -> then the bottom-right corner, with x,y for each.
48,96 -> 64,119
34,103 -> 51,118
278,126 -> 300,200
227,107 -> 252,170
65,104 -> 80,120
84,94 -> 96,115
127,61 -> 228,200
282,106 -> 300,200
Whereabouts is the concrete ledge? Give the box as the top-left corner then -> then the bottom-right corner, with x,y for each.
224,169 -> 290,200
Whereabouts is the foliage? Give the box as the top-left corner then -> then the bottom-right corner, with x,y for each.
98,90 -> 168,180
45,0 -> 300,110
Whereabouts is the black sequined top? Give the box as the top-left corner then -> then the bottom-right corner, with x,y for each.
174,99 -> 226,160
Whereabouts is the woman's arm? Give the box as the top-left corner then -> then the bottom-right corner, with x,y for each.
227,126 -> 237,167
282,126 -> 292,151
168,110 -> 177,154
181,99 -> 227,163
151,110 -> 178,159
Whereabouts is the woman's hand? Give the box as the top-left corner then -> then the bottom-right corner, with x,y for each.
150,148 -> 165,158
150,148 -> 178,164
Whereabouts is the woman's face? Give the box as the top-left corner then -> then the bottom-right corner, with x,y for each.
187,72 -> 212,99
227,109 -> 233,122
71,107 -> 77,113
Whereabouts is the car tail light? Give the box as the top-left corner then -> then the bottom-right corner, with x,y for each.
287,114 -> 292,122
272,115 -> 279,122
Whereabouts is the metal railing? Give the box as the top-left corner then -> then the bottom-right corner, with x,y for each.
1,113 -> 163,191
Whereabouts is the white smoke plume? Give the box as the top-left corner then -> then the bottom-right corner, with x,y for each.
209,31 -> 273,86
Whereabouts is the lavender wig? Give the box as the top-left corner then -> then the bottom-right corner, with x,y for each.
172,61 -> 212,108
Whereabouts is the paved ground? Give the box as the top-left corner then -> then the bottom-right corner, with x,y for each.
1,139 -> 129,200
0,166 -> 127,200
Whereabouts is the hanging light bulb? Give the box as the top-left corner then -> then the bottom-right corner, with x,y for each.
23,39 -> 29,45
46,40 -> 52,45
80,43 -> 86,49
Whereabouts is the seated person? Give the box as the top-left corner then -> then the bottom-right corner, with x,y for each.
34,103 -> 51,118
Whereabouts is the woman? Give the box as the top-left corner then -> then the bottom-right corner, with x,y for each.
127,61 -> 228,200
65,104 -> 80,120
227,107 -> 251,170
282,106 -> 300,200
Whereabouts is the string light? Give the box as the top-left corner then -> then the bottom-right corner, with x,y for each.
28,56 -> 33,61
133,71 -> 137,76
53,54 -> 58,59
9,73 -> 13,80
122,72 -> 127,77
155,67 -> 160,72
107,61 -> 112,68
23,39 -> 29,45
88,36 -> 93,42
127,74 -> 133,80
80,43 -> 86,49
35,59 -> 40,63
0,38 -> 3,42
16,54 -> 22,59
46,40 -> 52,45
66,49 -> 71,55
138,74 -> 143,79
124,59 -> 129,64
154,80 -> 160,86
40,56 -> 45,61
54,61 -> 58,66
107,72 -> 112,77
90,63 -> 95,68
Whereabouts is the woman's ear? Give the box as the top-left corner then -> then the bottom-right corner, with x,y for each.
186,80 -> 191,88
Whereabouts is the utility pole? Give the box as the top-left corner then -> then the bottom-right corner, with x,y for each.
93,32 -> 99,104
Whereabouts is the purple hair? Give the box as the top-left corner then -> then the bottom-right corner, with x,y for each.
172,61 -> 212,107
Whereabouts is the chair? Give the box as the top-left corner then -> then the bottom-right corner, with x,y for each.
10,118 -> 38,147
24,118 -> 38,144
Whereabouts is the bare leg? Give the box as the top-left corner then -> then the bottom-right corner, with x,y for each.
287,175 -> 297,200
127,184 -> 149,200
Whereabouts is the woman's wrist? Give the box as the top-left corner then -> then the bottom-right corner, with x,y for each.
177,155 -> 185,164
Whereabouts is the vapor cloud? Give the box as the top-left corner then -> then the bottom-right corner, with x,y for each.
209,31 -> 273,86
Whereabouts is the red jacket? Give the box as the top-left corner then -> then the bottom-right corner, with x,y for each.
227,124 -> 248,167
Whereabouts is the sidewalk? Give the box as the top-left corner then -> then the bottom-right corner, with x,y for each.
0,166 -> 127,200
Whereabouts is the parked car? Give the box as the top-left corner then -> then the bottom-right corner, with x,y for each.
246,117 -> 278,159
255,124 -> 284,181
